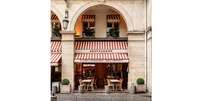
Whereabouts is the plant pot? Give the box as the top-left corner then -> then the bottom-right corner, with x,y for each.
105,85 -> 110,94
60,85 -> 71,93
135,85 -> 146,93
128,85 -> 135,94
78,85 -> 84,93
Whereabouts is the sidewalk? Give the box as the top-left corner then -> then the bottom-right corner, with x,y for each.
54,93 -> 151,101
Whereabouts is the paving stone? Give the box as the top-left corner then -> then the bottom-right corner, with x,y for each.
56,93 -> 151,101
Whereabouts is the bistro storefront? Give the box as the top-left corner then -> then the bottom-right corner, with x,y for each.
74,39 -> 129,90
51,0 -> 151,92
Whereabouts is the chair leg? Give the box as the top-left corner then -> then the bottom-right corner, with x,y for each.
112,85 -> 115,91
87,85 -> 89,91
85,85 -> 87,91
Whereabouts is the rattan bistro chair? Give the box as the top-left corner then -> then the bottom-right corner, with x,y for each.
78,79 -> 85,91
87,78 -> 94,91
107,79 -> 115,91
93,78 -> 97,89
116,79 -> 123,91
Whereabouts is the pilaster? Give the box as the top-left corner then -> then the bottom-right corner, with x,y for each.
127,31 -> 146,89
60,30 -> 75,91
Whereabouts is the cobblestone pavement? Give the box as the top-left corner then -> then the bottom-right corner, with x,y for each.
54,93 -> 151,101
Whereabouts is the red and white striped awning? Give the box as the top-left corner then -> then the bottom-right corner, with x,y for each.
51,41 -> 62,66
51,53 -> 62,66
51,41 -> 62,53
74,40 -> 128,63
75,41 -> 128,50
107,15 -> 120,22
75,53 -> 128,63
82,15 -> 95,22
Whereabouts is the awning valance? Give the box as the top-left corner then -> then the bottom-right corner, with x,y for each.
74,53 -> 128,63
107,15 -> 120,22
82,15 -> 95,22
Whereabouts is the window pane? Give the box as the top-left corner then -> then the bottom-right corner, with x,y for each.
107,22 -> 112,27
83,22 -> 88,28
114,22 -> 119,28
89,22 -> 95,27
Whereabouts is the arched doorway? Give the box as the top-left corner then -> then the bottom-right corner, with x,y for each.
73,5 -> 129,91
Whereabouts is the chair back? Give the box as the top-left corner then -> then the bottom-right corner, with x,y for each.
119,79 -> 123,85
91,78 -> 94,85
79,79 -> 83,85
107,79 -> 111,85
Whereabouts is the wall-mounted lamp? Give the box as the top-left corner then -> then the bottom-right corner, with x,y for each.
62,9 -> 69,30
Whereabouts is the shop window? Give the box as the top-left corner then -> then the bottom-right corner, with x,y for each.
82,64 -> 95,78
107,64 -> 123,78
82,15 -> 95,38
51,12 -> 61,39
51,22 -> 61,38
107,15 -> 120,37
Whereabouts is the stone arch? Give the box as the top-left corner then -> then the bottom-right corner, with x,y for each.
69,2 -> 134,32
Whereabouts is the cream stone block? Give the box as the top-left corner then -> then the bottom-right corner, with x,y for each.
62,34 -> 74,41
128,32 -> 145,40
95,13 -> 107,37
119,17 -> 128,37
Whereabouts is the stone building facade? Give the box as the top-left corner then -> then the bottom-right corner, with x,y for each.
51,0 -> 151,92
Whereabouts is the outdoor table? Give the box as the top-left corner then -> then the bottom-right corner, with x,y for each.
110,79 -> 121,91
81,79 -> 92,91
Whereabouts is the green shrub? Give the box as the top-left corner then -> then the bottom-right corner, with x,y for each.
136,78 -> 144,85
62,79 -> 70,85
109,28 -> 119,37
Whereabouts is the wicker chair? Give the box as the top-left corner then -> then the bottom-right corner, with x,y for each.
107,79 -> 115,91
87,79 -> 94,91
78,79 -> 85,91
93,78 -> 97,89
116,79 -> 123,91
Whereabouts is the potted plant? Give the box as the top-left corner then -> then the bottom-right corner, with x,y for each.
60,79 -> 71,93
84,27 -> 95,38
135,78 -> 146,93
52,23 -> 61,37
109,28 -> 119,37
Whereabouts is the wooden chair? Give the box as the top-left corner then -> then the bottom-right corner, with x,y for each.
107,79 -> 115,91
104,78 -> 107,85
116,79 -> 123,91
79,79 -> 85,91
93,78 -> 97,89
87,79 -> 94,91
